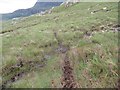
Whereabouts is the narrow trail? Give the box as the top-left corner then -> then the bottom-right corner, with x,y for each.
53,31 -> 79,88
60,53 -> 79,88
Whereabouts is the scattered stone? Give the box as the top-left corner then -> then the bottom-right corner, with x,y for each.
103,7 -> 107,10
5,34 -> 10,38
101,30 -> 105,33
91,12 -> 95,14
30,40 -> 36,44
100,25 -> 105,30
88,8 -> 90,10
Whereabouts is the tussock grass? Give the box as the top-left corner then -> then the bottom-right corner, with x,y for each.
1,2 -> 118,88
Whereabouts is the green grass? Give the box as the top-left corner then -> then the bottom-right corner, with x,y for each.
1,2 -> 118,88
11,56 -> 62,88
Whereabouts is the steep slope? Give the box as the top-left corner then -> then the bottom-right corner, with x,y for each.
1,2 -> 119,88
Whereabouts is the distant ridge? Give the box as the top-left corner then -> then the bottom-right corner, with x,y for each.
2,1 -> 63,20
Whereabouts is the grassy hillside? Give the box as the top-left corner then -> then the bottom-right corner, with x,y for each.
1,2 -> 119,88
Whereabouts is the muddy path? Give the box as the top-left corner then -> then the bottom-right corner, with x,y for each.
60,53 -> 79,88
53,31 -> 79,88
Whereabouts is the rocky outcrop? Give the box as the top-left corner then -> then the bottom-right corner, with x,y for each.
63,0 -> 80,7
